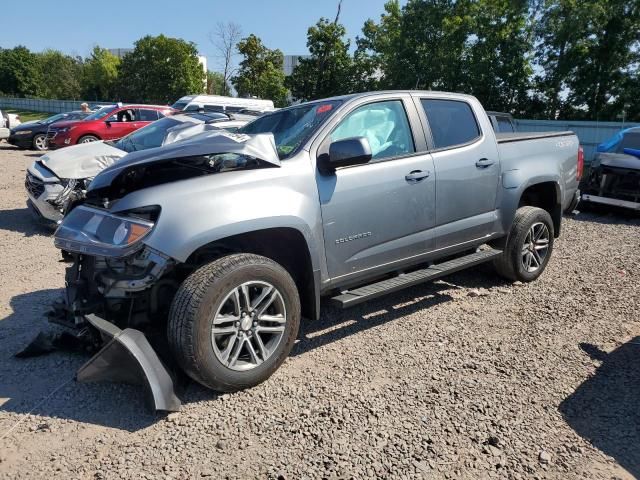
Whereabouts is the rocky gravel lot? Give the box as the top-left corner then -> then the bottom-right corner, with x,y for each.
0,143 -> 639,479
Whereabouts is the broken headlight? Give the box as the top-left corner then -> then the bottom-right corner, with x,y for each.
54,205 -> 159,258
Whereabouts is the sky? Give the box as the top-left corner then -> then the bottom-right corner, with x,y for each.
1,0 -> 399,71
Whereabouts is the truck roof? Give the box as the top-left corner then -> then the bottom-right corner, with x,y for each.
296,90 -> 479,105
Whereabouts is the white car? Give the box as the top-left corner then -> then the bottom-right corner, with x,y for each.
0,109 -> 22,140
171,94 -> 274,114
26,112 -> 246,224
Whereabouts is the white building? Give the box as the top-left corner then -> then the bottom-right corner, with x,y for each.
283,55 -> 311,76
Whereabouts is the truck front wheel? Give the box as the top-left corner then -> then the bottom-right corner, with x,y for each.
168,254 -> 300,392
493,206 -> 555,282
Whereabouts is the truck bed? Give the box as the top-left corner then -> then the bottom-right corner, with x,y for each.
496,131 -> 575,144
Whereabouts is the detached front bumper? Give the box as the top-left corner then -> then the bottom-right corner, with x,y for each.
77,314 -> 181,411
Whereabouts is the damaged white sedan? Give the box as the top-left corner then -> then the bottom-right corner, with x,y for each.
25,112 -> 246,225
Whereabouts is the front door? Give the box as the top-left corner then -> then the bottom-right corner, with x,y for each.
414,97 -> 501,249
316,97 -> 436,282
104,108 -> 138,140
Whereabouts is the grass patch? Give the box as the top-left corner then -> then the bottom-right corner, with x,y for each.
3,108 -> 52,123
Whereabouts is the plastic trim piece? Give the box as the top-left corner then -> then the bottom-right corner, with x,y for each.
76,314 -> 181,412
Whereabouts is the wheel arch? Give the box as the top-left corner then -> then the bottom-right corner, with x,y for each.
77,132 -> 101,143
184,227 -> 320,321
517,180 -> 562,237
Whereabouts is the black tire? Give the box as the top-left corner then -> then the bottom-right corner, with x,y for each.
493,206 -> 555,282
32,133 -> 47,151
168,253 -> 301,392
78,135 -> 99,144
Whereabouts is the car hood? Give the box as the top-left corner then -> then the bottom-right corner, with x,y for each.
14,120 -> 40,129
592,152 -> 640,171
39,141 -> 126,179
89,131 -> 280,193
49,119 -> 83,129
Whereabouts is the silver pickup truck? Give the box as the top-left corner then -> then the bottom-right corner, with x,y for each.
52,91 -> 582,410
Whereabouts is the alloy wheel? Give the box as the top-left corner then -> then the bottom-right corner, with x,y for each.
211,281 -> 287,371
521,222 -> 550,273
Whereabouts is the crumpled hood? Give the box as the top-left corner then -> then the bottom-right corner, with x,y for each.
89,131 -> 280,193
593,152 -> 640,171
163,122 -> 221,145
40,141 -> 126,179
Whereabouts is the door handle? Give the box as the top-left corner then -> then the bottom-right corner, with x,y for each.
405,170 -> 430,182
475,158 -> 495,168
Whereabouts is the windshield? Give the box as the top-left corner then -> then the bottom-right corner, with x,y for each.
43,113 -> 69,125
114,117 -> 184,153
84,106 -> 116,121
239,100 -> 342,159
171,101 -> 189,111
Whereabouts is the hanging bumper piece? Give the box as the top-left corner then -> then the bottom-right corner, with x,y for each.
76,314 -> 181,412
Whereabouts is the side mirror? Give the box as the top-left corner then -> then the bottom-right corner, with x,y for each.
320,136 -> 372,172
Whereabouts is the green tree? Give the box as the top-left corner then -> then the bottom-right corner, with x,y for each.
117,35 -> 205,104
36,49 -> 83,100
82,46 -> 120,101
0,46 -> 41,97
287,18 -> 354,101
534,0 -> 640,120
206,70 -> 230,95
355,0 -> 403,89
232,35 -> 289,107
463,0 -> 533,114
565,0 -> 640,120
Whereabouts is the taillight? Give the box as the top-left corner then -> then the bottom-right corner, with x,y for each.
577,145 -> 584,181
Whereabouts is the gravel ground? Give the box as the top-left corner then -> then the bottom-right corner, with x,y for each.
0,143 -> 639,480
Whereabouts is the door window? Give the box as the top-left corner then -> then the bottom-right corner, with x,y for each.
420,99 -> 480,149
108,109 -> 136,122
496,116 -> 515,133
330,100 -> 415,161
136,109 -> 161,121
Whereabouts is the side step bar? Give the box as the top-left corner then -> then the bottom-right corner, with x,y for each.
330,249 -> 502,308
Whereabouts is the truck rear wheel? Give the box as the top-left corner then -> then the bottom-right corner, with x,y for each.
493,206 -> 554,282
168,254 -> 300,392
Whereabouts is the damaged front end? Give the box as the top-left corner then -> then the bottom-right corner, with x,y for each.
51,207 -> 182,411
581,152 -> 640,211
43,132 -> 281,411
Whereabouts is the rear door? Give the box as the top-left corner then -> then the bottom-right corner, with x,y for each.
413,95 -> 501,249
316,95 -> 436,282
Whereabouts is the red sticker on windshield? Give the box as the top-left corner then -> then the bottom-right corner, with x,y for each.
317,104 -> 333,114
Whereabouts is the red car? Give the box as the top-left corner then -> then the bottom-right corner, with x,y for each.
46,104 -> 175,149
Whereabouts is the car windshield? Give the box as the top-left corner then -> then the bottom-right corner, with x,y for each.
171,100 -> 189,111
43,113 -> 69,125
84,106 -> 116,121
114,117 -> 185,153
238,100 -> 342,159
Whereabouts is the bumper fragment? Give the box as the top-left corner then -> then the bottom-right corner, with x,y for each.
76,314 -> 181,412
581,194 -> 640,211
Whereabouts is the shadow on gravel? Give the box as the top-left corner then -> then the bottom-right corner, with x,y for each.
0,207 -> 54,236
560,339 -> 640,478
293,265 -> 508,357
0,267 -> 506,431
0,289 -> 159,432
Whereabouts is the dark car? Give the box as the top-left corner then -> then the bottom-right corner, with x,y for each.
8,111 -> 90,151
581,127 -> 640,211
